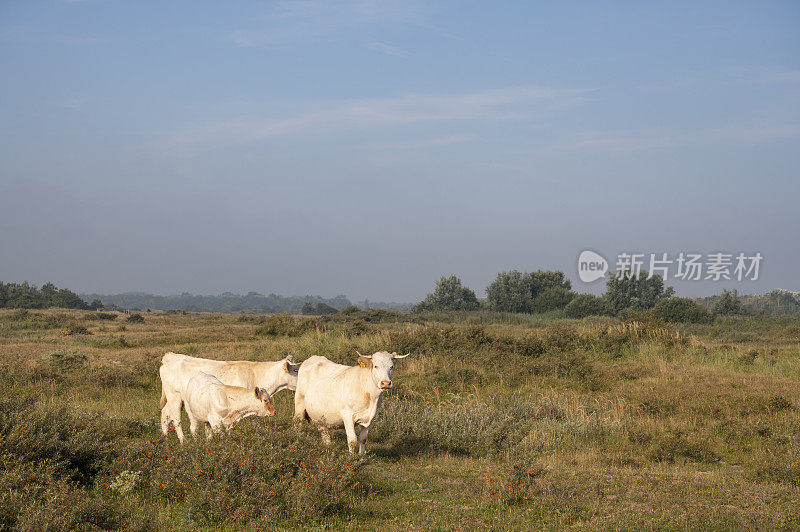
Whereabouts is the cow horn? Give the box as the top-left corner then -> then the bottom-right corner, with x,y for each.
393,353 -> 410,359
356,351 -> 372,359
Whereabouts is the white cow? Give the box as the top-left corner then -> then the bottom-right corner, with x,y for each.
183,372 -> 276,438
293,351 -> 408,453
160,352 -> 299,441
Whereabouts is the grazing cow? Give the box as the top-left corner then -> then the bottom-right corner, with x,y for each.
183,372 -> 276,438
160,352 -> 299,441
293,351 -> 409,453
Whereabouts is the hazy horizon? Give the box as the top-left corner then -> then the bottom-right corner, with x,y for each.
2,1 -> 798,302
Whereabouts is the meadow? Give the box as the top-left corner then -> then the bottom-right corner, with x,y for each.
0,307 -> 799,530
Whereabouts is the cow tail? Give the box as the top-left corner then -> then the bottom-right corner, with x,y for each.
160,388 -> 167,409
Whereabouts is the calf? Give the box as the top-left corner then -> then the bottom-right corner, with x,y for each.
183,372 -> 276,439
160,352 -> 298,441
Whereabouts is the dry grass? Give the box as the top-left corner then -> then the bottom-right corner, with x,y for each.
0,308 -> 798,530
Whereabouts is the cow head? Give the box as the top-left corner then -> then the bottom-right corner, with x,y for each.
254,387 -> 276,417
357,351 -> 409,391
284,355 -> 300,391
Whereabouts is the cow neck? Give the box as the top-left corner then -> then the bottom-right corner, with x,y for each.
357,365 -> 383,398
224,385 -> 247,405
254,361 -> 284,396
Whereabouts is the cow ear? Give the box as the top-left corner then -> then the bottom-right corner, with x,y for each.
358,356 -> 373,368
254,387 -> 261,399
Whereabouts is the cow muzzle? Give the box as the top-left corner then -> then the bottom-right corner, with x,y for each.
379,380 -> 393,390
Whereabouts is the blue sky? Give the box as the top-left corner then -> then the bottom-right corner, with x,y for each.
1,1 -> 798,301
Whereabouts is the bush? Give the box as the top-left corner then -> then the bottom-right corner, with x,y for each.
0,398 -> 147,530
652,297 -> 712,323
303,302 -> 339,315
484,459 -> 547,505
84,312 -> 117,321
486,270 -> 572,313
415,275 -> 480,312
62,323 -> 91,335
0,397 -> 128,485
121,419 -> 367,526
564,294 -> 610,318
126,313 -> 145,323
529,286 -> 574,313
340,305 -> 361,315
713,289 -> 743,315
254,313 -> 316,337
604,270 -> 674,314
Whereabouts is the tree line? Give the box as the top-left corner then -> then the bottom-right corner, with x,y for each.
0,282 -> 102,310
415,270 -> 752,323
81,292 -> 353,314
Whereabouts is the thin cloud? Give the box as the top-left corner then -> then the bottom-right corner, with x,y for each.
714,123 -> 800,143
362,134 -> 475,150
553,122 -> 800,154
230,0 -> 423,48
0,25 -> 107,44
365,41 -> 409,57
169,86 -> 592,149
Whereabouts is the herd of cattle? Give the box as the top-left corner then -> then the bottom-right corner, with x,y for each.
159,351 -> 408,453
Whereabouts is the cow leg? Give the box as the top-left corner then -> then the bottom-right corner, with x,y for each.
187,413 -> 200,439
316,424 -> 332,445
163,395 -> 185,443
293,391 -> 307,424
207,414 -> 225,438
357,425 -> 370,454
160,405 -> 171,436
342,416 -> 358,453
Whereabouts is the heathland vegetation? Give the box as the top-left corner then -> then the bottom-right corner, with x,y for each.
0,306 -> 798,529
0,275 -> 798,528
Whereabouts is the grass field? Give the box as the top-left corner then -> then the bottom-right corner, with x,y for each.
1,308 -> 799,530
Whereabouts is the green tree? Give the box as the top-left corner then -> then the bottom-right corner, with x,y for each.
652,297 -> 712,323
314,302 -> 339,315
604,269 -> 674,314
486,270 -> 573,313
564,294 -> 611,319
713,289 -> 742,316
415,275 -> 480,312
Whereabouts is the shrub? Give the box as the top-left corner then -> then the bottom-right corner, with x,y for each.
371,394 -> 618,457
0,397 -> 130,485
254,313 -> 316,337
484,460 -> 547,504
49,349 -> 88,373
415,275 -> 480,312
529,286 -> 574,313
120,419 -> 367,526
768,395 -> 793,412
564,294 -> 610,319
738,349 -> 758,365
84,312 -> 117,321
126,313 -> 145,324
340,305 -> 361,315
647,431 -> 720,464
486,270 -> 572,313
713,289 -> 743,315
62,323 -> 91,335
604,270 -> 674,314
303,302 -> 339,315
652,297 -> 712,323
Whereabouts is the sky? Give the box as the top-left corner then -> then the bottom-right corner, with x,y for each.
1,1 -> 798,302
